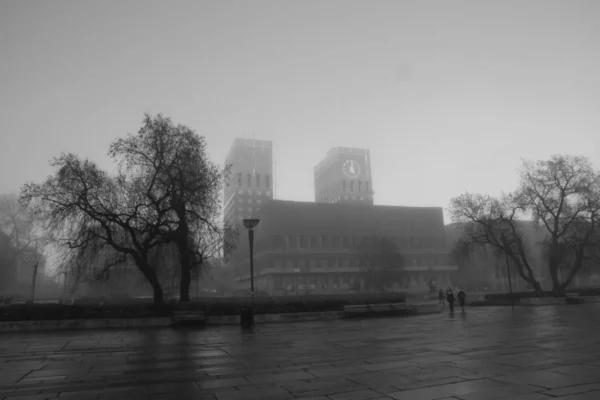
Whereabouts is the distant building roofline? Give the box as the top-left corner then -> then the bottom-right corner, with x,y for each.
225,137 -> 272,164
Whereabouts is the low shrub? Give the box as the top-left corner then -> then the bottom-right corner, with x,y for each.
570,287 -> 600,297
484,287 -> 600,302
0,293 -> 408,321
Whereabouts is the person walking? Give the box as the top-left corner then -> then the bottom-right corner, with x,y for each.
438,288 -> 445,310
446,287 -> 455,314
457,288 -> 466,313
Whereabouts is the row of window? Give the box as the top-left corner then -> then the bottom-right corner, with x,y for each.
237,172 -> 271,188
273,275 -> 354,290
264,235 -> 443,250
236,189 -> 271,197
322,195 -> 368,203
237,198 -> 262,205
342,179 -> 370,193
268,256 -> 445,269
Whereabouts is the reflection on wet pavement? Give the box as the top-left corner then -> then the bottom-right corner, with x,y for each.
2,304 -> 600,399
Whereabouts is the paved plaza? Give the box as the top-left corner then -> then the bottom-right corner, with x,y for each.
2,305 -> 600,400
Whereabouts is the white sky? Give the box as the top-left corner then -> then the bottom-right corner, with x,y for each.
1,0 -> 599,227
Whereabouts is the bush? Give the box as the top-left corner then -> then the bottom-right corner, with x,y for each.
571,287 -> 600,297
484,287 -> 600,303
0,303 -> 172,322
0,293 -> 408,321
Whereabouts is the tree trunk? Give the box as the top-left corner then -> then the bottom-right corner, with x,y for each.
179,248 -> 191,302
136,258 -> 164,305
549,264 -> 563,296
512,257 -> 542,293
560,250 -> 585,291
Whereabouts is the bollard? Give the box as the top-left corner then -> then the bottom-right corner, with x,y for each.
240,306 -> 254,329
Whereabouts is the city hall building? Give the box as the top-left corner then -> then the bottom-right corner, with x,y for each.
224,141 -> 455,294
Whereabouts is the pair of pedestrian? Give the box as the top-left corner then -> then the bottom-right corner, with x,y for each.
439,288 -> 466,313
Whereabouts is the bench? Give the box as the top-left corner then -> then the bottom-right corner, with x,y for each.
171,310 -> 207,327
343,303 -> 412,318
565,292 -> 584,305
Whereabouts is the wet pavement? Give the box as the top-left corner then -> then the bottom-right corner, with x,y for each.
2,305 -> 600,400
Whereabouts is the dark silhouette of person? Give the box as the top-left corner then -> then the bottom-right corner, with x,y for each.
457,289 -> 466,313
438,289 -> 445,309
446,287 -> 455,314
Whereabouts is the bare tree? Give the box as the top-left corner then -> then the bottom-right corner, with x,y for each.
448,193 -> 543,292
0,194 -> 38,269
450,238 -> 492,290
518,155 -> 600,294
53,233 -> 128,297
109,114 -> 232,302
0,193 -> 47,298
0,230 -> 17,292
21,154 -> 171,305
449,155 -> 600,295
357,236 -> 406,292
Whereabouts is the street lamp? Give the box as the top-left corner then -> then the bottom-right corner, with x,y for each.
241,218 -> 260,329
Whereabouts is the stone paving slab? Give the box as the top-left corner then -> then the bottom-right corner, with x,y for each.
2,305 -> 600,399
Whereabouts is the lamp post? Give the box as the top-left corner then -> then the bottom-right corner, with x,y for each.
241,218 -> 260,328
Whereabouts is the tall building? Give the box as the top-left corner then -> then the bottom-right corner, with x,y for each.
314,147 -> 374,205
223,138 -> 273,229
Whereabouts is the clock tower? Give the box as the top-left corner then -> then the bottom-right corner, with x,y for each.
314,147 -> 374,205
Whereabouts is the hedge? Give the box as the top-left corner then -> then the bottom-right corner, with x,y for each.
484,287 -> 600,302
0,292 -> 408,322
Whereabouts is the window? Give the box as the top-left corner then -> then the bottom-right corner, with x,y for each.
360,196 -> 364,201
266,190 -> 271,196
237,173 -> 242,186
248,189 -> 252,195
366,181 -> 370,192
342,180 -> 346,191
257,190 -> 262,196
256,173 -> 260,187
350,180 -> 354,192
257,199 -> 262,204
358,180 -> 362,192
247,207 -> 252,212
247,173 -> 252,186
266,174 -> 271,188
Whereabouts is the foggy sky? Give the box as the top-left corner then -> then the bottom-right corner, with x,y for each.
1,0 -> 599,222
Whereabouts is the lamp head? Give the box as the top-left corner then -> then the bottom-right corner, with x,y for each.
243,218 -> 260,230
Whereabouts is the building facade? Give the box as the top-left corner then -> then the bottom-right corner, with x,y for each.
231,200 -> 455,294
314,147 -> 374,205
223,138 -> 273,230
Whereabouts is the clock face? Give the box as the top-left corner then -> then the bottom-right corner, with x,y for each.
342,159 -> 361,179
